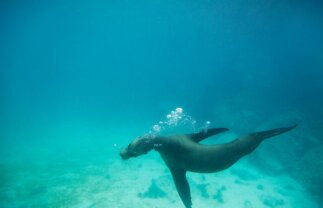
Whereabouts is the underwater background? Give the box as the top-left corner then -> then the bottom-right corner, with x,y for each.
1,0 -> 323,207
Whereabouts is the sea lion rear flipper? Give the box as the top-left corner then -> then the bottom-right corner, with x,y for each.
251,124 -> 298,140
170,168 -> 192,208
233,124 -> 298,156
187,128 -> 229,143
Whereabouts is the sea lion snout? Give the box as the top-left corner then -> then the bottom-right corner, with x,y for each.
119,147 -> 141,160
120,149 -> 130,160
120,136 -> 155,160
119,142 -> 142,160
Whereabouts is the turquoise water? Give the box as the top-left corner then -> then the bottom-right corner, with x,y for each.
1,1 -> 323,207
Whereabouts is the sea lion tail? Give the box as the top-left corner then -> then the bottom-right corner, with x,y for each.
251,124 -> 297,140
234,124 -> 297,156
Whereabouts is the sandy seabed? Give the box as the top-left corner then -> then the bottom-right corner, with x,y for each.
1,151 -> 318,208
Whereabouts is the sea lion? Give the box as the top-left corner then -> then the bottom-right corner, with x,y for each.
120,125 -> 297,208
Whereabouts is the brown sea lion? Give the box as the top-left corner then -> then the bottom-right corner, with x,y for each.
120,125 -> 297,208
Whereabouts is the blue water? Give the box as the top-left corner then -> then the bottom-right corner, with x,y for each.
1,1 -> 323,207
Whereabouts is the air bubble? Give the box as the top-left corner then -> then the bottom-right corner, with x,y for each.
148,107 -> 212,135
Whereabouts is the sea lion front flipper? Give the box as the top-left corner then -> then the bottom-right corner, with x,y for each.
170,168 -> 192,208
187,128 -> 229,143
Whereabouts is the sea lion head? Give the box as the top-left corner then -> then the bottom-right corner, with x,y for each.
120,135 -> 155,160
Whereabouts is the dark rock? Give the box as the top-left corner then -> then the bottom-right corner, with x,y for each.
260,195 -> 284,208
213,187 -> 225,204
138,179 -> 166,199
196,183 -> 209,198
256,184 -> 264,190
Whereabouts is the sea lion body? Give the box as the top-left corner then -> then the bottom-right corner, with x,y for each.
120,125 -> 297,208
156,135 -> 240,173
